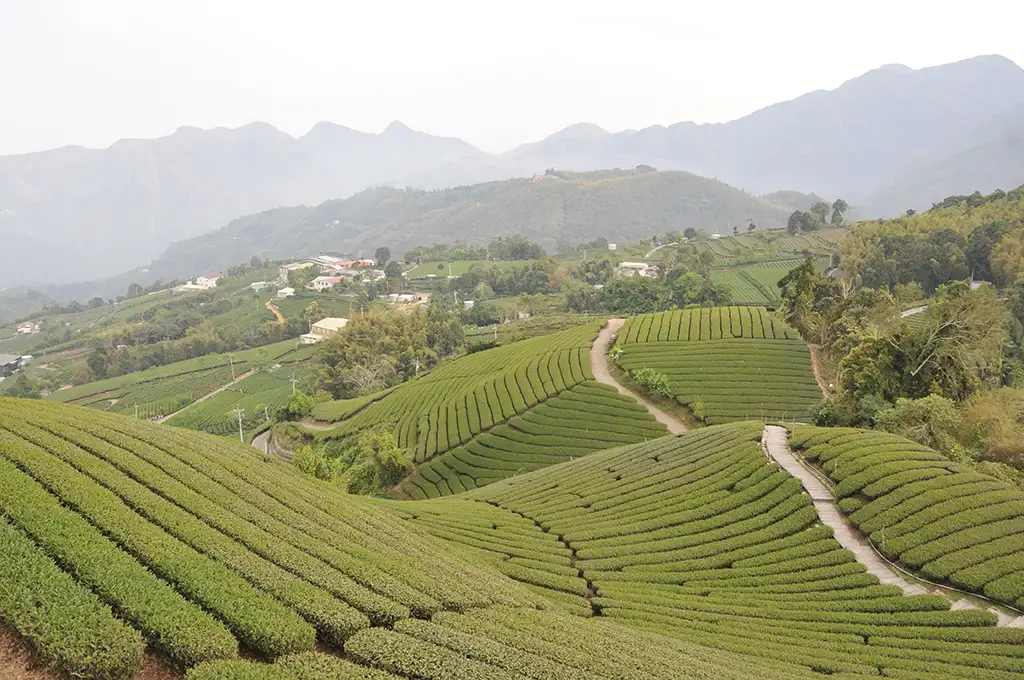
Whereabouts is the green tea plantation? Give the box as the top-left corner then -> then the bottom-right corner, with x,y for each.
1,398 -> 1022,680
617,306 -> 823,423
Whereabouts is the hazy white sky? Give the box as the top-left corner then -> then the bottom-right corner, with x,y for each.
2,0 -> 1022,156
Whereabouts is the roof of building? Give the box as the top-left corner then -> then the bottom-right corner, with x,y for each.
282,261 -> 316,270
310,276 -> 343,284
277,287 -> 295,293
618,262 -> 649,269
311,317 -> 349,332
202,273 -> 222,280
0,353 -> 22,366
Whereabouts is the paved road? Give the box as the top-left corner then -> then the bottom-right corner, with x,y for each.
590,319 -> 686,435
643,241 -> 678,259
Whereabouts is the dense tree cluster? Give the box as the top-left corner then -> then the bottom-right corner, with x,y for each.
840,186 -> 1024,292
786,199 -> 849,234
313,296 -> 463,400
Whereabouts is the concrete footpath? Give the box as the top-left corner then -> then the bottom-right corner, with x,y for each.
590,319 -> 686,435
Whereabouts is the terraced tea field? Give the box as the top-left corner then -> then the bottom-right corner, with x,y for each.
304,323 -> 666,497
1,398 -> 1022,679
48,338 -> 316,430
166,367 -> 316,436
791,426 -> 1024,610
412,423 -> 1024,678
617,307 -> 822,423
401,381 -> 667,498
709,268 -> 790,305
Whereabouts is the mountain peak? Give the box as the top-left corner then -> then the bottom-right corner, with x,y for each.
877,63 -> 913,74
546,122 -> 610,141
382,120 -> 415,136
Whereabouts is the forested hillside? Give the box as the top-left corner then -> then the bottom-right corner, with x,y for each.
139,168 -> 804,282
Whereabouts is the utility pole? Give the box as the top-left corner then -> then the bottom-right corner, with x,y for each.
289,371 -> 299,395
493,325 -> 498,341
228,353 -> 235,380
134,404 -> 139,419
233,407 -> 245,443
263,405 -> 269,421
414,357 -> 420,377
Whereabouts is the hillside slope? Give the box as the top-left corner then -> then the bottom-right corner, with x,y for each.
3,399 -> 1024,680
0,121 -> 483,288
617,307 -> 822,423
859,132 -> 1024,218
292,323 -> 669,498
139,168 -> 801,282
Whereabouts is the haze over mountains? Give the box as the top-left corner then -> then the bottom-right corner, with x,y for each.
2,54 -> 1023,290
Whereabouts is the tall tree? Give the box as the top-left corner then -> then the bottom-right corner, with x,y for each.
830,199 -> 849,225
374,247 -> 391,267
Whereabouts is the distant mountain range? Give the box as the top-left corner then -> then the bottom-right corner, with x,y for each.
2,54 -> 1023,289
65,169 -> 814,301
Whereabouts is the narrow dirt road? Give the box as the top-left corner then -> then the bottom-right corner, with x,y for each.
807,345 -> 830,397
265,300 -> 285,325
155,370 -> 253,424
590,319 -> 686,435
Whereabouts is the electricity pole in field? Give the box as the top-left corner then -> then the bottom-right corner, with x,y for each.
228,353 -> 235,379
233,407 -> 245,443
289,371 -> 299,395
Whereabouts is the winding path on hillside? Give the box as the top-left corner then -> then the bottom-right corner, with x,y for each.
762,425 -> 1024,626
590,319 -> 686,435
154,370 -> 253,424
265,300 -> 285,325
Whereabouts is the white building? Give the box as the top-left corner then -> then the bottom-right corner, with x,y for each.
463,300 -> 475,310
250,281 -> 269,292
277,287 -> 295,298
307,276 -> 343,291
300,317 -> 350,344
608,243 -> 617,251
278,261 -> 316,280
195,274 -> 222,289
617,262 -> 649,276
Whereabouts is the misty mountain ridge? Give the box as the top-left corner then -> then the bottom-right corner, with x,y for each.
2,54 -> 1024,288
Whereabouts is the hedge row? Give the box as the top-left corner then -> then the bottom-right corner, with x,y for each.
0,447 -> 237,667
792,425 -> 1024,609
4,419 -> 372,642
0,425 -> 313,658
0,516 -> 145,680
619,306 -> 800,344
